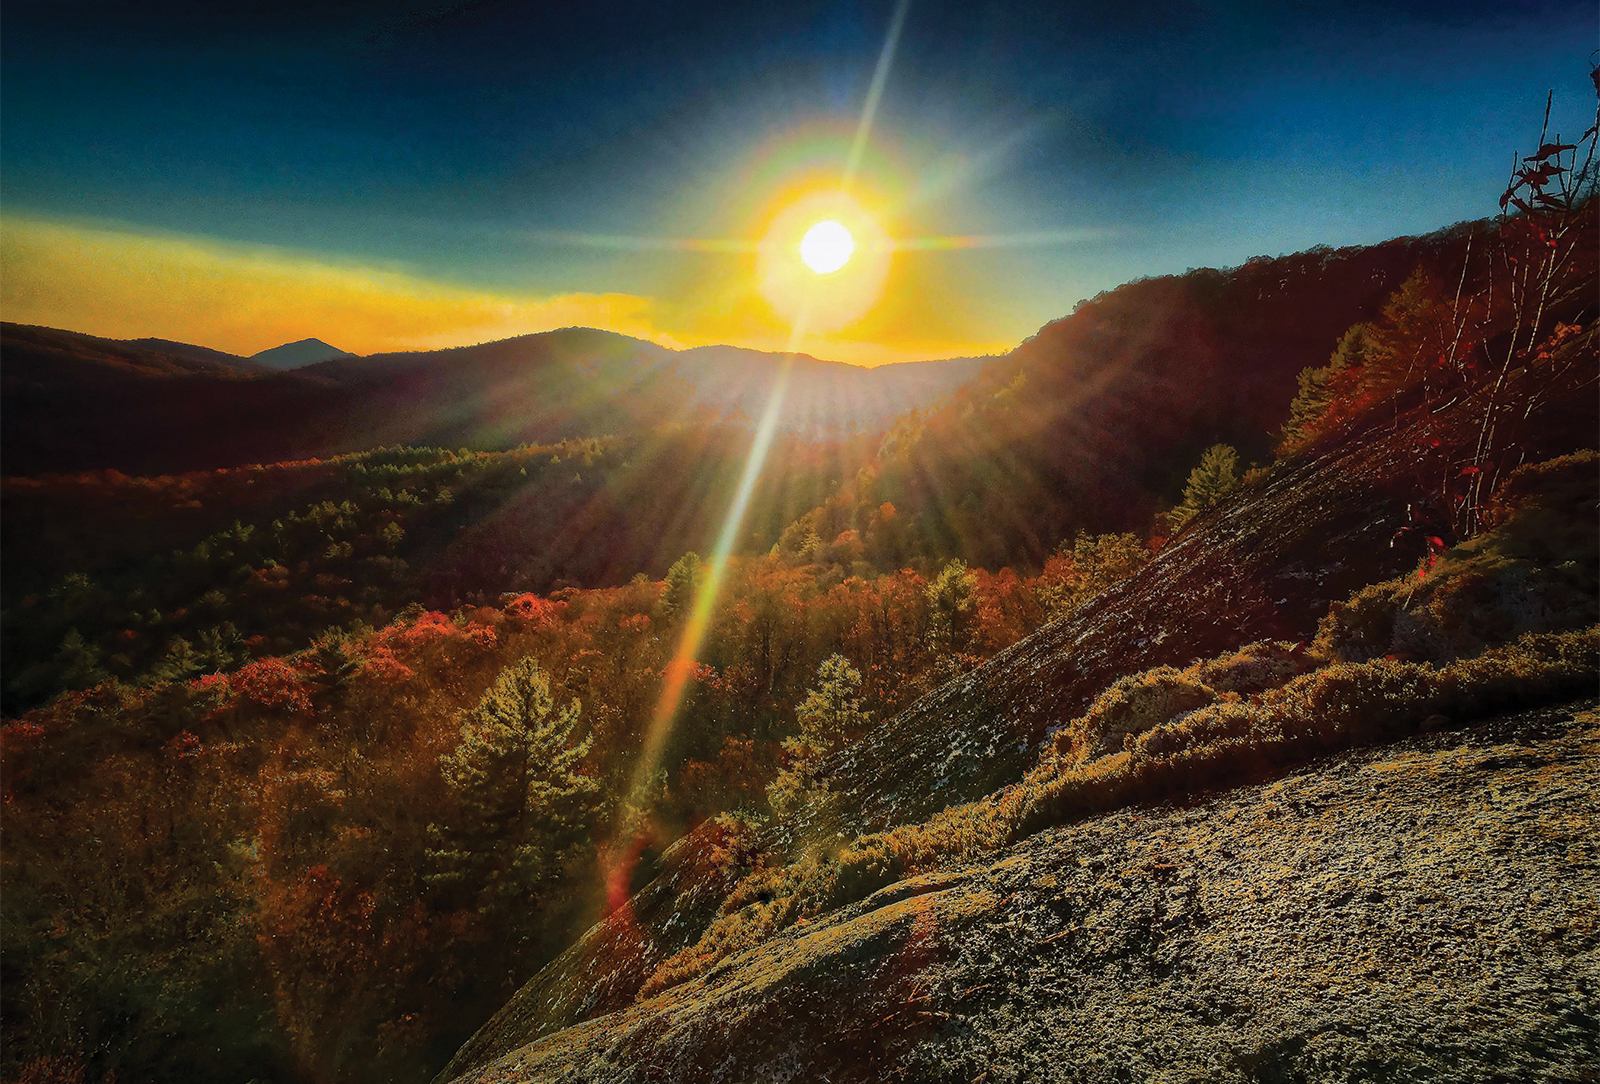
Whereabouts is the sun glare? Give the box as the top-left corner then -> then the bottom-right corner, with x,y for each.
756,189 -> 890,332
800,220 -> 853,274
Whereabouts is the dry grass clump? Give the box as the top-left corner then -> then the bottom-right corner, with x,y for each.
1049,642 -> 1322,765
642,626 -> 1596,998
1188,640 -> 1320,695
1060,667 -> 1220,759
1017,628 -> 1595,834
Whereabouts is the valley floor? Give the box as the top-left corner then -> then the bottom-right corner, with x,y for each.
452,698 -> 1600,1084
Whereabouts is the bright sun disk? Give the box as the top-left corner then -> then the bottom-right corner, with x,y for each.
799,220 -> 853,274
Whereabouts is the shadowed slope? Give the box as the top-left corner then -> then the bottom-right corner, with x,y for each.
431,819 -> 761,1084
816,314 -> 1597,835
865,225 -> 1486,566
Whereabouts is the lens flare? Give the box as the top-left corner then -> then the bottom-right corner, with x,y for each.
800,220 -> 853,274
600,0 -> 912,921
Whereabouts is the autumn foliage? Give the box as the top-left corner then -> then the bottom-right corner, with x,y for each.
1,549 -> 1085,1083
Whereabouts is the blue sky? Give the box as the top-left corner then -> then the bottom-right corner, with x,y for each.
3,0 -> 1594,361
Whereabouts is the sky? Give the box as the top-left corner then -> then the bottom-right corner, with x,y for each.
2,0 -> 1595,365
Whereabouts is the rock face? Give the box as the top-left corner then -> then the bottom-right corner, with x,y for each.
438,330 -> 1597,1081
432,820 -> 758,1083
816,355 -> 1596,839
446,700 -> 1600,1083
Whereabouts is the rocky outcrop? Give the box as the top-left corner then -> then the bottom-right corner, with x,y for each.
432,818 -> 758,1084
439,319 -> 1596,1081
448,699 -> 1600,1083
817,347 -> 1596,838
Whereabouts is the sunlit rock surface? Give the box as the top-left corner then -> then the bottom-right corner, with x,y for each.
445,700 -> 1599,1083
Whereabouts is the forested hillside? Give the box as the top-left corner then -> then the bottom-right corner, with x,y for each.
3,218 -> 1531,717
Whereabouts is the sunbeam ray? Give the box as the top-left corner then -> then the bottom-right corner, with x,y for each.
844,0 -> 912,192
602,0 -> 915,907
890,227 -> 1116,251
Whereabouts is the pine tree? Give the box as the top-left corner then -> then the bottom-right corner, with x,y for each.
776,516 -> 822,562
1168,444 -> 1241,533
660,552 -> 704,623
194,623 -> 244,673
426,658 -> 598,917
794,654 -> 871,750
307,630 -> 360,696
768,654 -> 871,814
149,636 -> 204,683
1360,269 -> 1454,394
52,628 -> 110,690
1279,324 -> 1372,454
925,559 -> 978,655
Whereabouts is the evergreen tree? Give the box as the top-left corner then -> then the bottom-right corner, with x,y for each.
149,636 -> 204,683
925,559 -> 978,655
768,654 -> 871,814
307,630 -> 360,696
1279,324 -> 1372,454
1360,269 -> 1455,394
194,623 -> 245,673
426,658 -> 598,919
50,628 -> 110,691
776,516 -> 822,562
1168,444 -> 1241,533
660,552 -> 705,623
794,654 -> 871,750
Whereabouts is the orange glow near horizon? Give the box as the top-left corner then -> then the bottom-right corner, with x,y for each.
0,214 -> 1014,366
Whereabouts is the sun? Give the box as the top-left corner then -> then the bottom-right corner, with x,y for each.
756,190 -> 890,331
799,220 -> 853,274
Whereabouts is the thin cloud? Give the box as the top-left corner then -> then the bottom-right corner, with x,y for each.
0,216 -> 1017,365
0,217 -> 679,356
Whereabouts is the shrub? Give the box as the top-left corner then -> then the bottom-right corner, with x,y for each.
1317,451 -> 1598,664
1054,666 -> 1218,760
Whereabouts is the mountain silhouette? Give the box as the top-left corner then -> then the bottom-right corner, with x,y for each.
0,325 -> 985,476
249,337 -> 356,369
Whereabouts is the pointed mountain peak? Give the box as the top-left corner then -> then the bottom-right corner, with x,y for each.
249,338 -> 355,369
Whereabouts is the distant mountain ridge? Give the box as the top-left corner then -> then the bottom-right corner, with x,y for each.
0,323 -> 990,476
123,337 -> 258,370
0,220 -> 1498,484
249,337 -> 355,369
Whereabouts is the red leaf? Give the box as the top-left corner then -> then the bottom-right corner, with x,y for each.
1459,466 -> 1480,475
